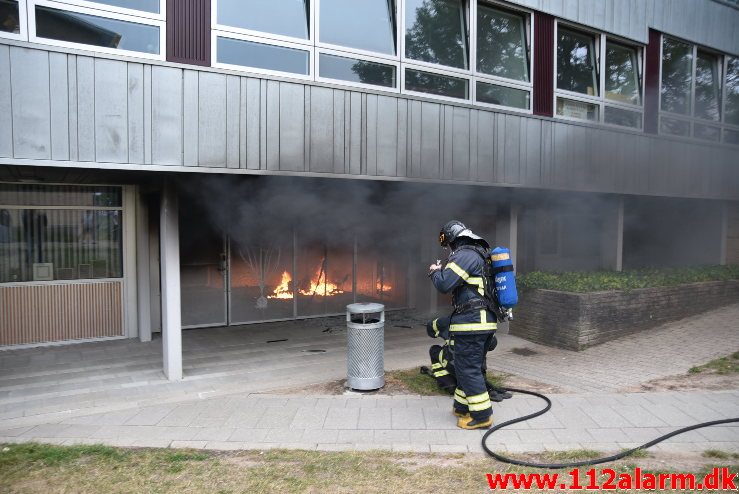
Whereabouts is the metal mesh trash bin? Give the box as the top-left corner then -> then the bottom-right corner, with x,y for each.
346,302 -> 385,391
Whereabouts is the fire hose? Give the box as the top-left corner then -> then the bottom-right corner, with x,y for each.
419,368 -> 739,468
481,387 -> 739,469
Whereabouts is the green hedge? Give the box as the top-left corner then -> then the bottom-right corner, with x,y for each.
517,265 -> 739,293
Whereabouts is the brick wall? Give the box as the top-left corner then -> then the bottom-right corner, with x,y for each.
510,280 -> 739,350
728,202 -> 739,265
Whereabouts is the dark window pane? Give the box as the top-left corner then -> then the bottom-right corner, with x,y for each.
0,0 -> 20,34
660,37 -> 692,115
556,97 -> 598,121
476,81 -> 529,109
85,0 -> 159,14
0,184 -> 122,207
0,209 -> 123,283
605,41 -> 640,105
319,53 -> 396,87
604,106 -> 642,128
694,50 -> 720,121
320,0 -> 395,55
217,37 -> 310,75
726,57 -> 739,126
724,129 -> 739,145
405,0 -> 468,69
35,5 -> 160,54
217,0 -> 308,39
557,28 -> 598,95
405,68 -> 468,99
476,4 -> 528,81
660,116 -> 690,136
693,123 -> 720,141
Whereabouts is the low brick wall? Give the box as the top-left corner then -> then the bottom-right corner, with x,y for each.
510,280 -> 739,350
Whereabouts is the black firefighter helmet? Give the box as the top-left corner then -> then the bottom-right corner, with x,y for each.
438,220 -> 489,249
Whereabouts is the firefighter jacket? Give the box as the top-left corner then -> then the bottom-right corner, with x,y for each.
430,247 -> 497,335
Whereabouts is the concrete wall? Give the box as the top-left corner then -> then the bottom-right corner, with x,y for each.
511,280 -> 739,350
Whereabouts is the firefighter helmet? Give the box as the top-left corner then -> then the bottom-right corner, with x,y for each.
439,220 -> 487,247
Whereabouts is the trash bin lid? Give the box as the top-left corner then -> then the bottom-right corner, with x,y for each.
346,302 -> 384,314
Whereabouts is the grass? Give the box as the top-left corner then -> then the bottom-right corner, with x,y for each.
517,265 -> 739,293
541,449 -> 603,461
385,368 -> 506,396
688,351 -> 739,375
1,443 -> 736,494
703,449 -> 739,460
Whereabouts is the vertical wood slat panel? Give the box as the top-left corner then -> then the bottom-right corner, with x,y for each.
644,29 -> 662,135
166,0 -> 211,67
533,13 -> 554,117
0,282 -> 123,346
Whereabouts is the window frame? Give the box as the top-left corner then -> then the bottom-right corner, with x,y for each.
28,0 -> 165,60
43,0 -> 165,20
553,19 -> 645,129
0,0 -> 29,41
471,0 -> 533,114
401,62 -> 471,103
658,33 -> 738,145
211,30 -> 314,81
211,0 -> 314,48
316,47 -> 400,92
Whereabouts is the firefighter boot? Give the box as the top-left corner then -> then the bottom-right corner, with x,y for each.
457,414 -> 493,430
453,407 -> 468,418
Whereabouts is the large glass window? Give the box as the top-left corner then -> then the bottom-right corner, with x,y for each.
83,0 -> 159,14
217,36 -> 310,75
217,0 -> 309,40
476,3 -> 527,81
34,4 -> 160,55
605,41 -> 641,105
557,27 -> 598,96
319,53 -> 396,88
319,0 -> 395,55
476,81 -> 528,109
726,57 -> 739,126
694,50 -> 721,121
405,68 -> 468,99
0,0 -> 20,34
404,0 -> 468,70
660,36 -> 693,115
0,185 -> 123,283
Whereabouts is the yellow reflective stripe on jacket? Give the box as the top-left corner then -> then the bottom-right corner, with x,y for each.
431,363 -> 442,369
450,310 -> 496,332
467,277 -> 485,296
433,369 -> 450,377
468,400 -> 492,412
446,262 -> 470,280
447,263 -> 485,296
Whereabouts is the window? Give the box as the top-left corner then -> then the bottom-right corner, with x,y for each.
217,36 -> 310,76
319,53 -> 396,88
319,0 -> 395,55
473,1 -> 531,111
555,22 -> 643,128
0,0 -> 24,40
404,0 -> 467,70
216,0 -> 309,40
659,35 -> 736,145
405,67 -> 468,99
0,185 -> 123,283
28,0 -> 164,58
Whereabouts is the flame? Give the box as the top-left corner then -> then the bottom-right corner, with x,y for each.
376,279 -> 392,293
268,271 -> 294,299
299,265 -> 344,297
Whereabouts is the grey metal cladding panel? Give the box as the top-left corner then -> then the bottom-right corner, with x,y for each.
375,96 -> 398,177
244,78 -> 261,170
151,67 -> 183,166
197,72 -> 226,168
468,108 -> 478,181
332,90 -> 345,174
442,106 -> 453,180
365,94 -> 378,176
419,102 -> 441,179
67,56 -> 78,161
494,113 -> 505,183
309,86 -> 335,173
646,0 -> 738,54
226,75 -> 240,168
94,59 -> 128,163
48,53 -> 69,161
76,56 -> 95,161
278,82 -> 306,172
266,80 -> 280,171
182,71 -> 198,166
127,63 -> 145,164
10,47 -> 51,160
348,92 -> 362,175
0,46 -> 12,158
503,114 -> 521,185
143,65 -> 152,164
451,107 -> 471,181
522,117 -> 542,187
396,99 -> 408,178
476,111 -> 495,183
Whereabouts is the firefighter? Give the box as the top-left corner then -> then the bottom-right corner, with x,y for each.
427,220 -> 497,430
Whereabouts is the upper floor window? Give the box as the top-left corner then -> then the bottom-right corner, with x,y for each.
404,0 -> 468,70
659,35 -> 735,144
319,0 -> 395,55
0,0 -> 23,39
216,0 -> 309,40
555,22 -> 643,129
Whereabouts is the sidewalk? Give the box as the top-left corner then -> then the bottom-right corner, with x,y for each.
2,390 -> 737,454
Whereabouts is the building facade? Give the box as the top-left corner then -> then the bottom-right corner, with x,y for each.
0,0 -> 737,379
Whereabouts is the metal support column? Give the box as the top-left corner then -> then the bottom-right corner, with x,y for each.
136,190 -> 152,342
160,182 -> 182,381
